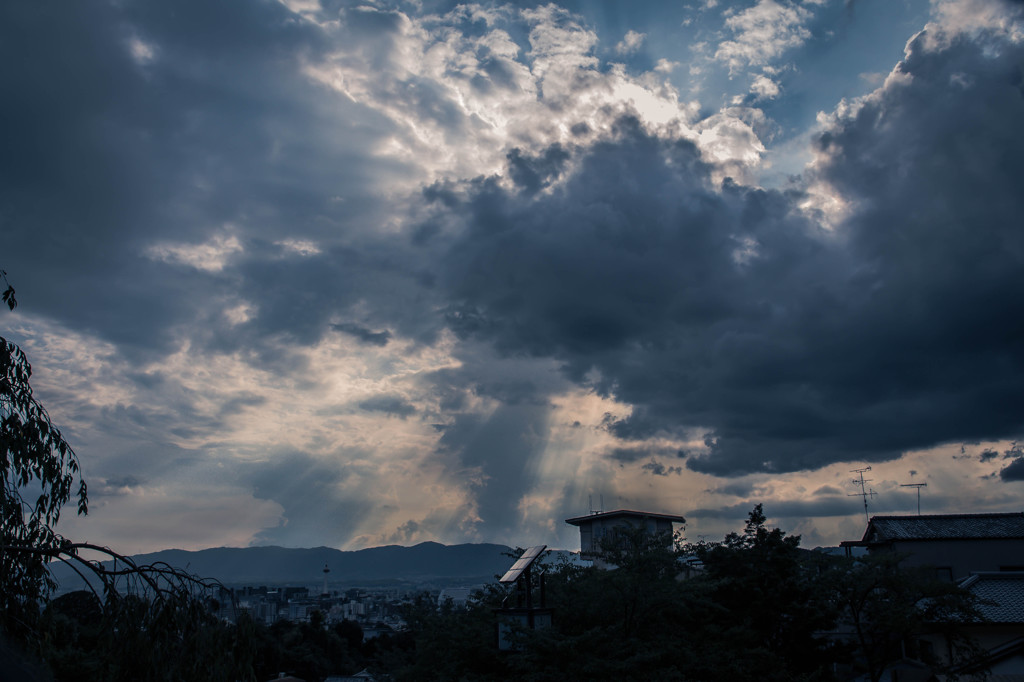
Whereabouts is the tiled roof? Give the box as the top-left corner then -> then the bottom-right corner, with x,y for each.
960,573 -> 1024,623
862,513 -> 1024,543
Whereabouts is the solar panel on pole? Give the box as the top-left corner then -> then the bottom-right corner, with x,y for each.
499,545 -> 547,583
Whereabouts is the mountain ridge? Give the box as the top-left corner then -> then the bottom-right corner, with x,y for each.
53,542 -> 574,589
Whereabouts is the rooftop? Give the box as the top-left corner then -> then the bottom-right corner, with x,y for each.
959,572 -> 1024,624
564,509 -> 687,526
858,512 -> 1024,544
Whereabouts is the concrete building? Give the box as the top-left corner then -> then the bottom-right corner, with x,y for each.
565,509 -> 685,569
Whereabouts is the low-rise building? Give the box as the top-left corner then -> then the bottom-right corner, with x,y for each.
565,509 -> 685,569
837,512 -> 1024,680
840,512 -> 1024,580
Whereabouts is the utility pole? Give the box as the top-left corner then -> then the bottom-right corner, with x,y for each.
849,467 -> 877,524
900,482 -> 927,515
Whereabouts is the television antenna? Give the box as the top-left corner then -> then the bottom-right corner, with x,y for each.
849,466 -> 877,524
900,482 -> 927,515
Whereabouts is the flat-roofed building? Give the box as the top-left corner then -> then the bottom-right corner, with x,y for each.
565,509 -> 686,569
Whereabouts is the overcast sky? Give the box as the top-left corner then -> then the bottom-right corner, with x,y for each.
3,0 -> 1024,554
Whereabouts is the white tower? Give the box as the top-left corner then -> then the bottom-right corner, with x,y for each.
321,563 -> 330,598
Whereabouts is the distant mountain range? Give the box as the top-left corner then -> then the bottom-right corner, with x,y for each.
52,542 -> 575,589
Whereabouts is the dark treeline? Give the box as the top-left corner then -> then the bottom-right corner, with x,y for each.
5,506 -> 988,682
385,506 -> 987,682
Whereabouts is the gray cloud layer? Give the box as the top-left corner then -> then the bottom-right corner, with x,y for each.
424,22 -> 1024,477
3,0 -> 1024,548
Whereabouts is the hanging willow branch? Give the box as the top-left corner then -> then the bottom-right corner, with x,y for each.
2,542 -> 255,682
0,542 -> 228,606
1,334 -> 90,645
0,277 -> 255,680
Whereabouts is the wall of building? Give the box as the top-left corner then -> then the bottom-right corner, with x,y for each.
883,539 -> 1024,579
575,515 -> 678,569
578,516 -> 663,554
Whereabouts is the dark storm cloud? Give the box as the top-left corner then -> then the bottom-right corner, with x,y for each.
1000,458 -> 1024,482
76,431 -> 204,498
247,450 -> 371,547
506,145 -> 572,195
434,403 -> 550,536
608,445 -> 683,464
641,459 -> 683,476
608,447 -> 653,464
440,117 -> 752,362
427,351 -> 565,408
357,395 -> 417,418
704,481 -> 760,497
92,476 -> 147,498
9,0 -> 1024,553
387,519 -> 421,544
218,392 -> 268,417
430,23 -> 1024,476
0,0 -> 411,358
227,241 -> 444,356
332,323 -> 392,346
690,497 -> 869,521
805,28 -> 1024,454
437,117 -> 853,474
88,378 -> 264,447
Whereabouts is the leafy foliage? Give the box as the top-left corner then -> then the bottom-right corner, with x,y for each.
1,329 -> 88,644
41,586 -> 254,682
827,552 -> 988,682
376,507 -> 990,682
0,273 -> 258,680
392,591 -> 509,681
507,529 -> 692,681
686,504 -> 840,681
247,616 -> 365,681
1,269 -> 16,312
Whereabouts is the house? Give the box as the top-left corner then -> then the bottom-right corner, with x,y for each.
437,587 -> 475,609
565,509 -> 685,569
837,512 -> 1024,680
895,572 -> 1024,681
944,572 -> 1024,679
840,512 -> 1024,581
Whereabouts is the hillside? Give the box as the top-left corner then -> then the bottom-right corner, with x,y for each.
51,542 -> 573,589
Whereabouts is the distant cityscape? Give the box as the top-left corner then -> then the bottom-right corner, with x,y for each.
215,581 -> 418,637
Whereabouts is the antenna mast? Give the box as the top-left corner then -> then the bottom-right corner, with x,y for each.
849,466 -> 877,524
900,482 -> 927,515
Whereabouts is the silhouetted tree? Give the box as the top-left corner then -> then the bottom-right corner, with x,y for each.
0,273 -> 258,681
389,590 -> 509,681
354,507 -> 992,682
687,504 -> 839,681
827,552 -> 987,682
1,283 -> 87,649
504,527 -> 692,681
